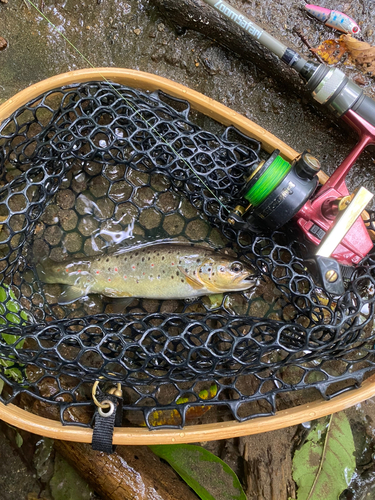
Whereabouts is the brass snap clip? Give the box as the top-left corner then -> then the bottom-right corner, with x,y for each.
92,375 -> 122,418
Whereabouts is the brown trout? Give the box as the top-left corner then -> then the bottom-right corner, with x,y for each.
37,241 -> 259,304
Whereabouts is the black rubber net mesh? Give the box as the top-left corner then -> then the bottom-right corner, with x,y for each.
0,81 -> 374,429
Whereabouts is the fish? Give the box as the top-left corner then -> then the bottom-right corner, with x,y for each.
304,4 -> 360,35
36,241 -> 259,305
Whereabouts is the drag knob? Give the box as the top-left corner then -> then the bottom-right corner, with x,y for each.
295,151 -> 321,180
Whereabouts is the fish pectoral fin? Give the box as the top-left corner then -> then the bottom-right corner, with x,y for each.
178,266 -> 204,290
110,297 -> 134,313
58,286 -> 88,305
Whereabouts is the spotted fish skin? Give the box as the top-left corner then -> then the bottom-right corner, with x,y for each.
305,4 -> 360,35
37,242 -> 259,304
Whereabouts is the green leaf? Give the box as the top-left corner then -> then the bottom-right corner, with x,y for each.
292,412 -> 356,500
50,453 -> 93,500
149,444 -> 246,500
15,431 -> 23,448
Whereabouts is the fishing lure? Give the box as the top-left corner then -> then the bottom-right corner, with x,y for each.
305,4 -> 360,35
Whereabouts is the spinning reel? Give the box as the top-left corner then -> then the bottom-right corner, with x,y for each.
228,147 -> 374,295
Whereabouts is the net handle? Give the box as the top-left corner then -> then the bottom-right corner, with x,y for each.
0,374 -> 374,443
0,67 -> 298,160
0,67 -> 361,442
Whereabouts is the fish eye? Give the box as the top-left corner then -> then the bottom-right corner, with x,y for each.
230,262 -> 243,273
352,26 -> 359,33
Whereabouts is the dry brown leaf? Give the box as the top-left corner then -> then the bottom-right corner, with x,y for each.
341,34 -> 375,75
311,39 -> 347,65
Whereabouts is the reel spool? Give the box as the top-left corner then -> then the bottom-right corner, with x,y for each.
229,149 -> 320,230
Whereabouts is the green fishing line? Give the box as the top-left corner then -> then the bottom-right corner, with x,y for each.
244,155 -> 291,207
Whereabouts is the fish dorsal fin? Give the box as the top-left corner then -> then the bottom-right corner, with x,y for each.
177,266 -> 204,290
110,239 -> 223,257
58,285 -> 88,305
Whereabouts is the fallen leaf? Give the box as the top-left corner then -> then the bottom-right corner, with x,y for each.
292,412 -> 355,500
342,34 -> 375,75
146,384 -> 218,427
150,444 -> 246,500
0,37 -> 7,51
311,39 -> 347,65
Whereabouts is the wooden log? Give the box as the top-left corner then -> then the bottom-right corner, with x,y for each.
54,440 -> 199,500
150,0 -> 308,98
240,427 -> 298,500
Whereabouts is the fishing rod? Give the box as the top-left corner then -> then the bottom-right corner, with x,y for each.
203,0 -> 375,293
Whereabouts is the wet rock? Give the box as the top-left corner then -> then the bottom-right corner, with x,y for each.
5,168 -> 22,183
9,214 -> 26,232
21,283 -> 32,297
84,161 -> 102,176
108,180 -> 132,203
89,175 -> 109,198
78,216 -> 99,239
179,197 -> 200,219
151,173 -> 171,192
133,186 -> 156,207
20,297 -> 31,311
248,298 -> 270,318
63,233 -> 83,253
156,191 -> 179,213
207,227 -> 227,248
93,197 -> 115,219
83,235 -> 106,256
60,172 -> 72,189
185,219 -> 209,241
8,193 -> 27,212
71,172 -> 88,193
51,305 -> 66,319
31,293 -> 44,307
56,189 -> 76,210
99,220 -> 124,243
0,427 -> 41,500
49,246 -> 67,262
32,239 -> 49,261
0,37 -> 7,51
150,0 -> 306,98
59,209 -> 78,231
115,202 -> 139,224
127,169 -> 149,187
76,194 -> 95,216
33,221 -> 45,238
160,300 -> 180,313
282,304 -> 298,322
44,225 -> 63,246
163,213 -> 185,235
143,299 -> 162,313
83,295 -> 104,315
41,204 -> 59,225
44,284 -> 63,305
139,208 -> 162,230
103,163 -> 125,181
